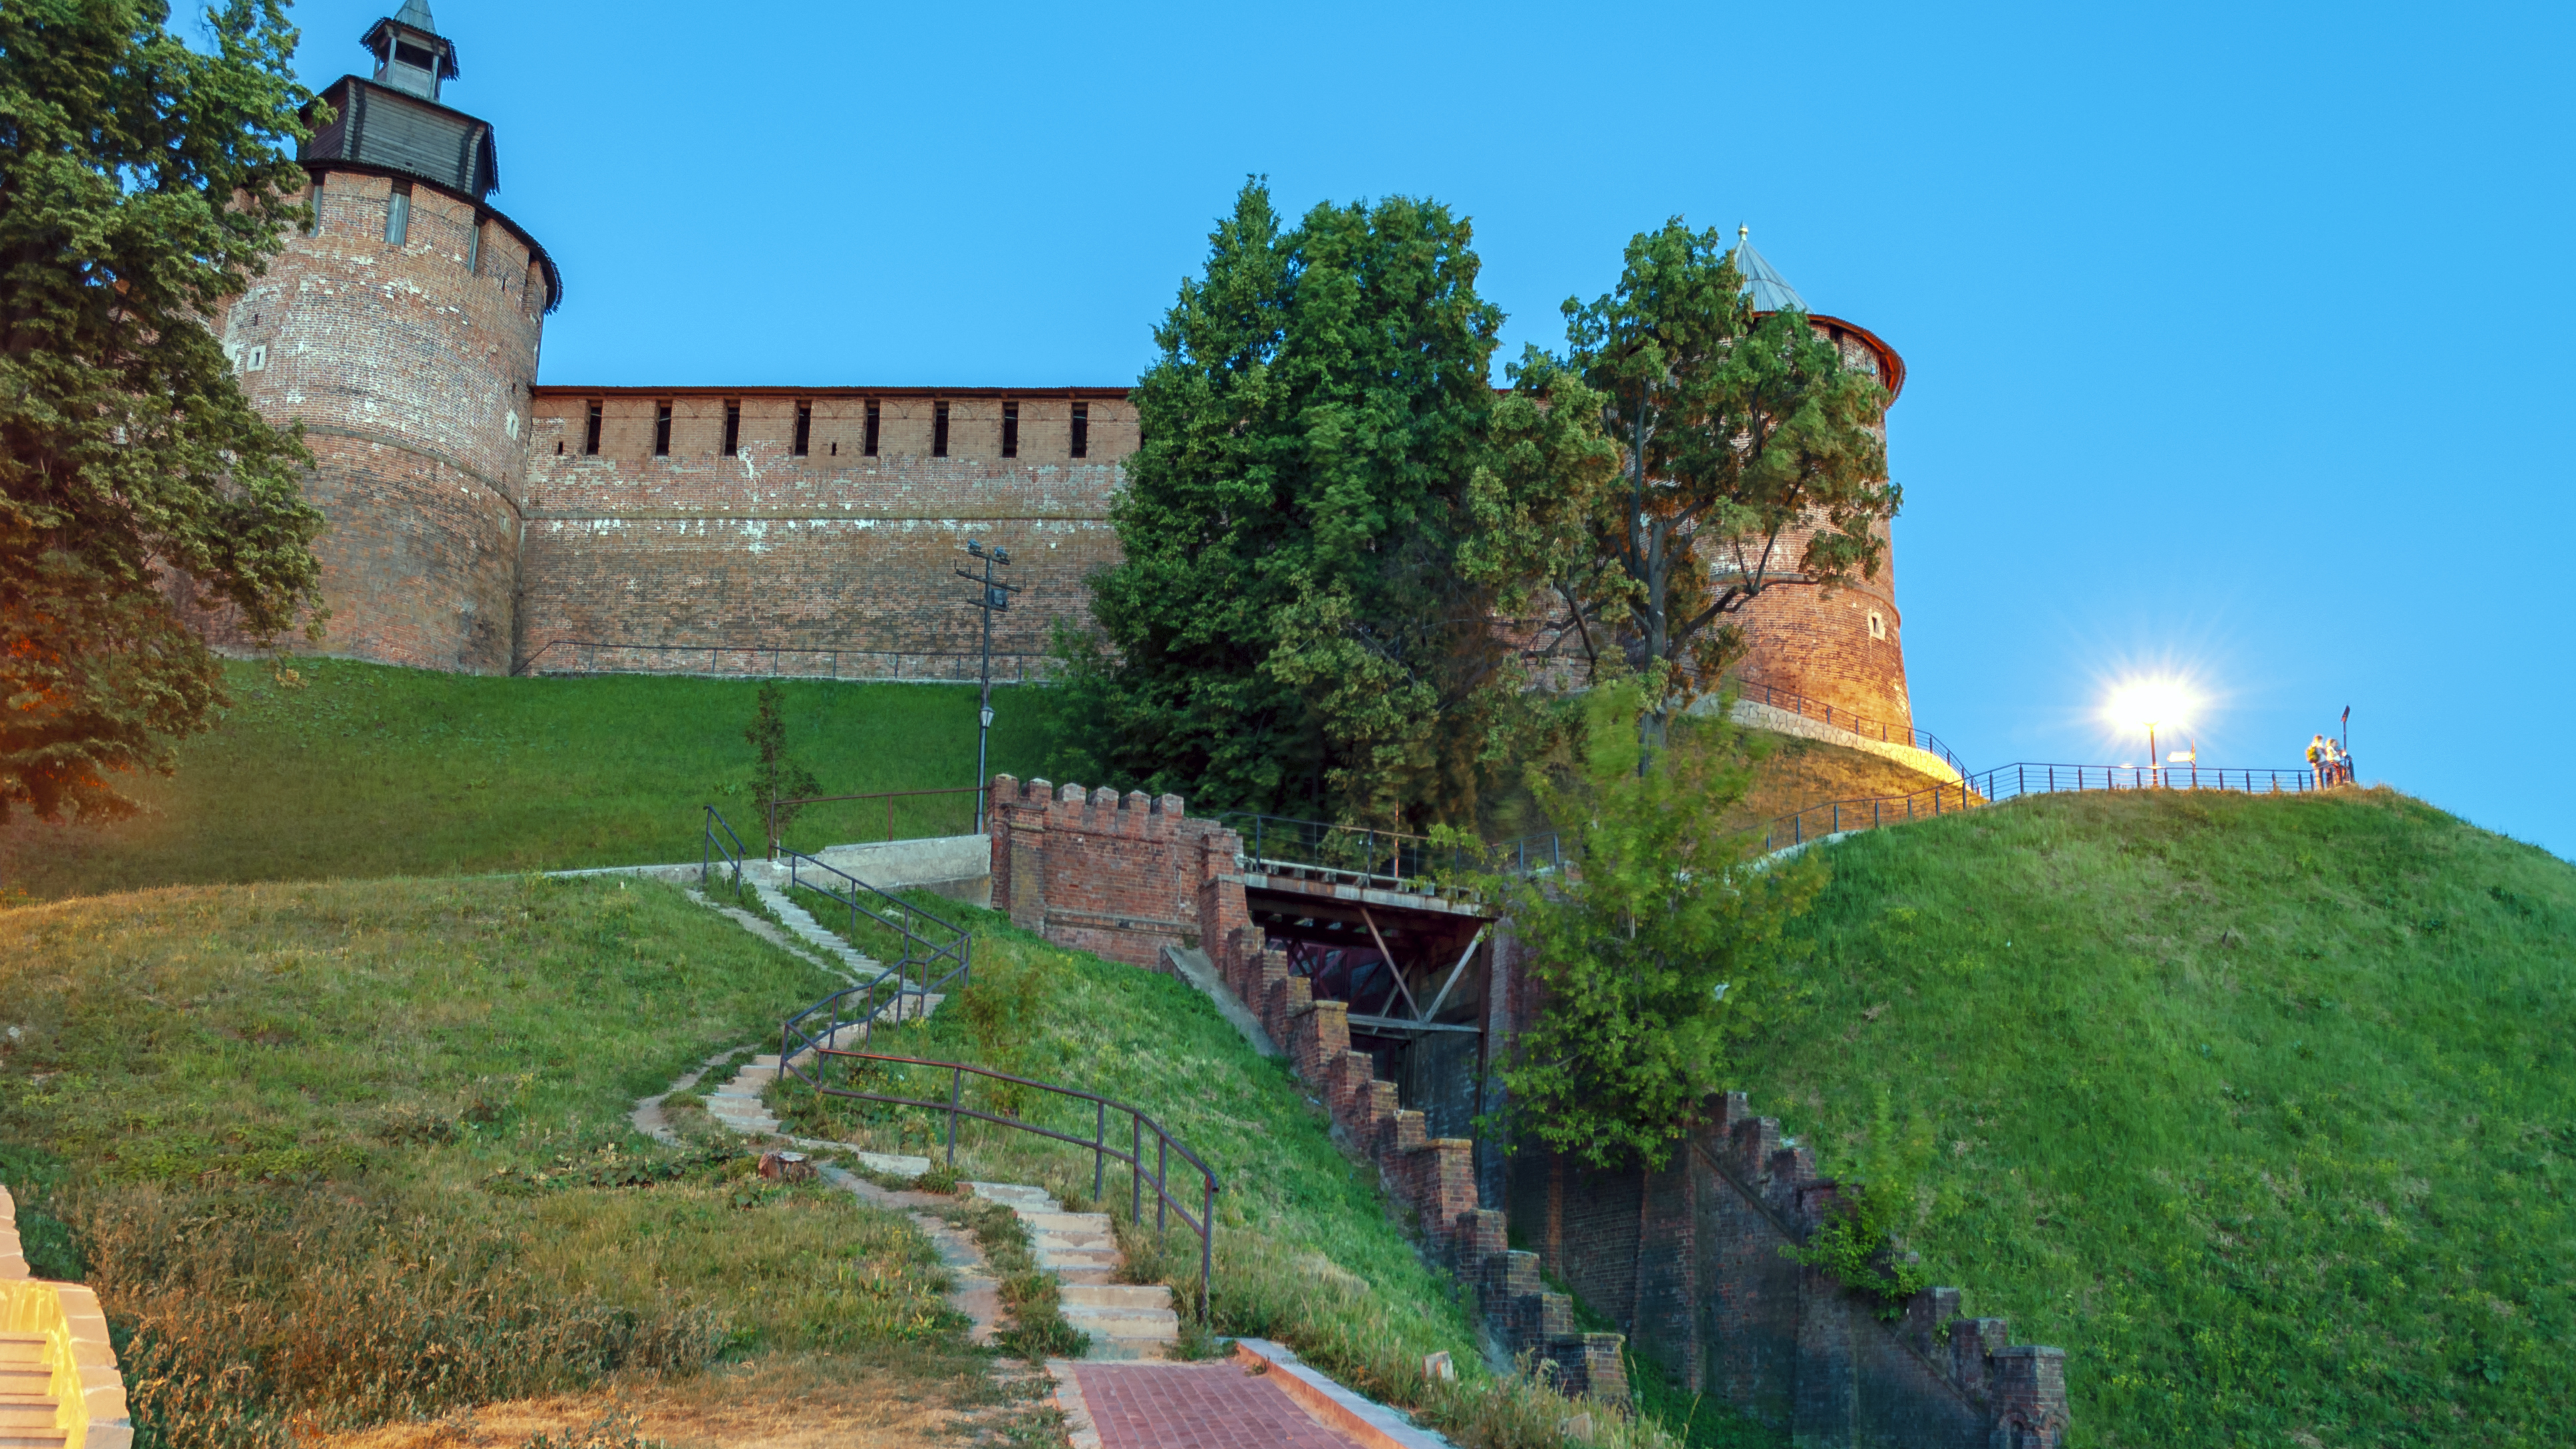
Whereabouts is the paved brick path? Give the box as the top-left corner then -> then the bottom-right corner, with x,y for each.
1071,1363 -> 1361,1448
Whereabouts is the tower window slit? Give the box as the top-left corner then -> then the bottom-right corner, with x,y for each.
793,401 -> 812,456
1070,401 -> 1089,459
932,400 -> 950,458
583,400 -> 602,455
722,399 -> 740,457
1001,401 -> 1019,458
864,400 -> 881,456
307,174 -> 324,236
654,401 -> 672,457
466,222 -> 480,274
385,180 -> 411,246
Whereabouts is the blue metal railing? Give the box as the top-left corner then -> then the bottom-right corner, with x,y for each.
1723,674 -> 1972,777
701,805 -> 749,900
776,847 -> 973,1037
1745,762 -> 2325,852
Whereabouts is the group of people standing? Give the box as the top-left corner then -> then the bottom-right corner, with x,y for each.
2306,734 -> 2356,786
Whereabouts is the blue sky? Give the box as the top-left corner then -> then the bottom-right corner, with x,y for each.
273,0 -> 2573,858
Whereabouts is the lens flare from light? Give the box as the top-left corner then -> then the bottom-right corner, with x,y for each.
2106,678 -> 2197,730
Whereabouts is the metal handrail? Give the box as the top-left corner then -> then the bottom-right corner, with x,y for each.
518,639 -> 1056,681
777,847 -> 973,1007
1723,673 -> 1971,776
1743,761 -> 2327,852
767,786 -> 985,857
777,1037 -> 1221,1321
1216,812 -> 1482,891
701,805 -> 749,900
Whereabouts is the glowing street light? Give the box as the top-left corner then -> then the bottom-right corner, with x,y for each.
2106,679 -> 2197,785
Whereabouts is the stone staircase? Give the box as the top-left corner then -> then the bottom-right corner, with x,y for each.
0,1191 -> 128,1449
967,1182 -> 1179,1360
678,887 -> 1182,1364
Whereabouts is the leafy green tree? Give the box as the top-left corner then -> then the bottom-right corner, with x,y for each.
743,682 -> 820,852
1541,222 -> 1897,745
0,0 -> 327,823
1061,180 -> 1593,828
1482,682 -> 1824,1170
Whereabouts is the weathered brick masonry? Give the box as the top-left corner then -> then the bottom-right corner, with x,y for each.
1513,1093 -> 2070,1447
517,388 -> 1135,673
216,170 -> 548,673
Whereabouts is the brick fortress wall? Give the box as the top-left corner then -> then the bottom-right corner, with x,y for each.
1510,1095 -> 2068,1447
517,389 -> 1135,677
218,170 -> 547,673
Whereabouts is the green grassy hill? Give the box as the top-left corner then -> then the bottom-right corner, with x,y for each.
1734,787 -> 2574,1448
0,659 -> 1071,901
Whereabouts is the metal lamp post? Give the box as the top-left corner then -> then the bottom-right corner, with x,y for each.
957,540 -> 1018,834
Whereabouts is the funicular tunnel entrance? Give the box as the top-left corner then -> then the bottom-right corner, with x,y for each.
1243,886 -> 1492,1142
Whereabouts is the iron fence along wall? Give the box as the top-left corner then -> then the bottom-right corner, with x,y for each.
1746,762 -> 2326,852
1226,760 -> 2330,887
1724,674 -> 1971,775
519,640 -> 1055,683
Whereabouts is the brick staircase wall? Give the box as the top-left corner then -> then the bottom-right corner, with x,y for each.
1515,1093 -> 2069,1448
988,776 -> 1238,969
1212,929 -> 1629,1405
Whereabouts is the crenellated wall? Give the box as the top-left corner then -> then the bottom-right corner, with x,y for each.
1514,1092 -> 2070,1448
515,390 -> 1134,677
985,775 -> 1231,968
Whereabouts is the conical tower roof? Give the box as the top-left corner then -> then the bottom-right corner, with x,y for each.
1734,226 -> 1808,313
393,0 -> 438,29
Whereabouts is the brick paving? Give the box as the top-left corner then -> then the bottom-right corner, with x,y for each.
1071,1363 -> 1360,1448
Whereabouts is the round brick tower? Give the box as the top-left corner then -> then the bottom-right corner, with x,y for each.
218,0 -> 558,673
1726,231 -> 1915,734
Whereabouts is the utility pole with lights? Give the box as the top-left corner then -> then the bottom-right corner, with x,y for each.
957,540 -> 1019,834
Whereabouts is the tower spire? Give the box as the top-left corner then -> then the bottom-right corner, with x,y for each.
363,2 -> 459,102
1733,225 -> 1809,314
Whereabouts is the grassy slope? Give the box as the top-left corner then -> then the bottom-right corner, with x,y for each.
1733,788 -> 2574,1448
0,658 -> 1072,901
0,875 -> 1005,1448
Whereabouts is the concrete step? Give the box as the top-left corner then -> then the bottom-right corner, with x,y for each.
752,1054 -> 782,1068
853,1150 -> 933,1178
967,1182 -> 1059,1212
0,1434 -> 68,1449
1031,1229 -> 1116,1252
0,1370 -> 43,1392
1080,1334 -> 1175,1362
0,1400 -> 57,1430
1060,1284 -> 1174,1311
1054,1267 -> 1116,1285
1035,1248 -> 1122,1273
1023,1211 -> 1112,1233
0,1337 -> 43,1366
